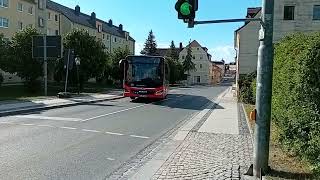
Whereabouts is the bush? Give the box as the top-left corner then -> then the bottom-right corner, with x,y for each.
238,71 -> 256,104
272,33 -> 320,173
0,73 -> 3,86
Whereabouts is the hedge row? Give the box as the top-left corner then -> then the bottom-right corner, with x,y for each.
272,33 -> 320,172
239,72 -> 256,104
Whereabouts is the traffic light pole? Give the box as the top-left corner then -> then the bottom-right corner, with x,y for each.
43,35 -> 48,96
178,0 -> 275,178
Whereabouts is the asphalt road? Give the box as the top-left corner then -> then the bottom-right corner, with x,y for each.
0,86 -> 227,180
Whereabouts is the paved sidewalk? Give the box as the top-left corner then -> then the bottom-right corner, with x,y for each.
0,90 -> 123,116
131,88 -> 253,180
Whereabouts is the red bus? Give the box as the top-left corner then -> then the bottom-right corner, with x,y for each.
119,56 -> 169,100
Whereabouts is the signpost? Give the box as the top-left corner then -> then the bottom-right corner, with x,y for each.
32,35 -> 62,96
63,49 -> 74,94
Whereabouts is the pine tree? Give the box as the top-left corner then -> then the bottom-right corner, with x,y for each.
168,41 -> 179,61
183,41 -> 196,76
167,41 -> 183,83
141,30 -> 157,56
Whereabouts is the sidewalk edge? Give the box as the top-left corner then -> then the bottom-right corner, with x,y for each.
129,87 -> 231,180
241,103 -> 254,145
0,95 -> 124,117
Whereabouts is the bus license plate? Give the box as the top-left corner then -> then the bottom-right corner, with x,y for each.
139,95 -> 147,97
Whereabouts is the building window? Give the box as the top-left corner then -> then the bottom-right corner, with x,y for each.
284,6 -> 295,20
195,76 -> 201,83
48,12 -> 51,20
193,56 -> 195,59
0,17 -> 9,28
55,14 -> 58,22
39,18 -> 44,27
38,0 -> 44,9
17,2 -> 23,12
102,34 -> 105,39
200,64 -> 202,69
200,55 -> 203,59
28,6 -> 33,14
0,0 -> 8,8
107,35 -> 109,40
114,37 -> 117,43
313,5 -> 320,20
18,21 -> 23,30
197,48 -> 199,50
98,25 -> 102,33
55,30 -> 59,35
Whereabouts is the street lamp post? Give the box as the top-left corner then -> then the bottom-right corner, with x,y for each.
75,56 -> 81,95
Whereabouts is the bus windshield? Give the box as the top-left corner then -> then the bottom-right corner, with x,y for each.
125,57 -> 164,88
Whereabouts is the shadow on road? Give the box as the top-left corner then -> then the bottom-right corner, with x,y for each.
267,169 -> 314,179
131,94 -> 224,111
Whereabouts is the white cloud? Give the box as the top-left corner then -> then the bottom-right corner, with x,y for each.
135,42 -> 170,55
209,45 -> 236,63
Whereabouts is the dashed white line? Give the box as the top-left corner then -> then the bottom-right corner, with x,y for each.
105,131 -> 124,136
81,104 -> 146,122
130,135 -> 150,139
0,122 -> 14,124
107,158 -> 115,161
21,123 -> 35,126
37,124 -> 55,128
14,115 -> 82,122
82,129 -> 100,133
60,127 -> 77,130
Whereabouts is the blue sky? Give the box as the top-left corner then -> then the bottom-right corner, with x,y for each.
54,0 -> 261,62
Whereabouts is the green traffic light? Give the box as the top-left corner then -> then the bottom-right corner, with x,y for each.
180,2 -> 192,16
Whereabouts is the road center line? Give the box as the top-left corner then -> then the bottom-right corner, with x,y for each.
14,115 -> 82,122
37,124 -> 55,128
107,158 -> 115,161
105,131 -> 124,136
60,127 -> 77,130
81,104 -> 146,122
82,129 -> 100,133
21,123 -> 35,126
130,135 -> 150,139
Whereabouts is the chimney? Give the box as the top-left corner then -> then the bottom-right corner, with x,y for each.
108,19 -> 113,26
179,42 -> 183,50
75,5 -> 80,16
119,24 -> 123,31
91,12 -> 96,21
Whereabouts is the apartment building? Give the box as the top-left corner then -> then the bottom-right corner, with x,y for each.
157,40 -> 213,85
0,0 -> 135,83
235,1 -> 320,76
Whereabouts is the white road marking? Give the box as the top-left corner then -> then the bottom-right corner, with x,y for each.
14,115 -> 82,122
37,124 -> 55,128
82,104 -> 146,122
82,129 -> 100,133
130,135 -> 150,139
60,127 -> 77,130
0,122 -> 14,124
105,131 -> 124,136
107,158 -> 115,161
21,123 -> 35,126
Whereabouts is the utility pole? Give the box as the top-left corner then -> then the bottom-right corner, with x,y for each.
253,0 -> 275,178
43,35 -> 47,96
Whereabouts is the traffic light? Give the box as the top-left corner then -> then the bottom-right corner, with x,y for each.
175,0 -> 198,20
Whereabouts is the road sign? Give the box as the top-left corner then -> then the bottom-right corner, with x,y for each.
32,35 -> 62,58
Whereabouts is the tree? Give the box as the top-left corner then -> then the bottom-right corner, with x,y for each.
108,47 -> 130,85
141,30 -> 157,55
183,41 -> 196,77
2,28 -> 42,91
57,29 -> 109,89
166,41 -> 183,83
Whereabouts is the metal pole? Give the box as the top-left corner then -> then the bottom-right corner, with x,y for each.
77,64 -> 80,95
253,0 -> 274,178
194,18 -> 261,25
64,49 -> 70,93
43,35 -> 47,96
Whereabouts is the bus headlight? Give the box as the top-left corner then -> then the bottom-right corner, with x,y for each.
155,90 -> 164,95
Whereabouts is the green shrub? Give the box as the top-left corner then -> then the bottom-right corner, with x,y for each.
272,32 -> 320,173
239,71 -> 256,104
251,78 -> 257,103
0,73 -> 3,86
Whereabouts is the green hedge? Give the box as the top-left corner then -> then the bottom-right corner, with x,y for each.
272,33 -> 320,173
239,72 -> 256,104
0,73 -> 3,86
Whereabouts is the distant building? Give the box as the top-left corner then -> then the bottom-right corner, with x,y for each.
156,40 -> 213,85
0,0 -> 135,83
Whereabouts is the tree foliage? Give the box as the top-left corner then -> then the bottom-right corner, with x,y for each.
1,28 -> 42,90
108,47 -> 130,84
272,33 -> 320,173
238,72 -> 256,104
166,41 -> 184,83
183,41 -> 196,75
141,30 -> 157,56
